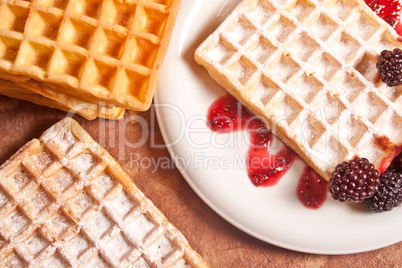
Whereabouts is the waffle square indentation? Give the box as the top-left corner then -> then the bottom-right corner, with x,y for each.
271,95 -> 303,125
330,0 -> 355,21
147,235 -> 176,262
0,4 -> 29,32
43,251 -> 69,267
354,52 -> 378,81
249,0 -> 276,25
355,92 -> 388,124
93,172 -> 117,199
83,59 -> 117,92
247,36 -> 276,64
16,41 -> 54,70
300,115 -> 326,148
251,76 -> 280,107
5,208 -> 30,235
312,136 -> 348,167
336,72 -> 365,103
87,210 -> 114,239
314,52 -> 340,81
310,13 -> 337,41
26,10 -> 62,40
203,36 -> 236,66
289,73 -> 322,103
288,32 -> 318,62
27,230 -> 49,256
124,37 -> 158,68
31,149 -> 56,171
49,49 -> 86,79
0,36 -> 21,63
11,165 -> 34,191
68,191 -> 96,218
68,151 -> 99,178
229,56 -> 257,85
331,32 -> 360,62
107,190 -> 136,221
67,232 -> 93,259
267,54 -> 299,83
267,15 -> 296,43
4,251 -> 27,267
101,0 -> 137,28
125,214 -> 156,243
47,128 -> 77,155
339,114 -> 368,147
105,232 -> 133,261
94,29 -> 127,59
58,19 -> 95,49
349,12 -> 380,41
29,187 -> 53,215
68,0 -> 102,19
135,7 -> 168,38
47,210 -> 74,238
226,16 -> 256,45
118,69 -> 149,102
287,0 -> 315,22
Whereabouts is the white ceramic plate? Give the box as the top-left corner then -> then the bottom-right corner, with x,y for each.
154,0 -> 402,254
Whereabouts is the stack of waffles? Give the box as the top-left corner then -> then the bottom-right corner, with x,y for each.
0,118 -> 209,267
0,0 -> 182,120
195,0 -> 402,180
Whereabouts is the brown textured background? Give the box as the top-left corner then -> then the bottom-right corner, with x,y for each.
0,96 -> 401,268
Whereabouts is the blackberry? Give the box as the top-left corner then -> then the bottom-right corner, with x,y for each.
363,169 -> 402,212
376,48 -> 402,87
390,153 -> 402,171
329,157 -> 380,203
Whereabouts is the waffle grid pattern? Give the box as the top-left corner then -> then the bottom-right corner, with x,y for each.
195,0 -> 402,179
0,118 -> 208,267
0,0 -> 179,111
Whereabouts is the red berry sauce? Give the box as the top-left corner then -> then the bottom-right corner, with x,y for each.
207,94 -> 328,209
365,0 -> 402,35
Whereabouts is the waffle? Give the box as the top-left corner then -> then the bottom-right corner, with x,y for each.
0,118 -> 209,267
195,0 -> 402,180
0,78 -> 125,120
0,0 -> 181,112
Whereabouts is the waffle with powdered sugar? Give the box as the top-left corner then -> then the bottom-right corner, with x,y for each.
0,118 -> 209,267
195,0 -> 402,180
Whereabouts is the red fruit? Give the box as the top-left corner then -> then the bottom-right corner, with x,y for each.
365,0 -> 402,35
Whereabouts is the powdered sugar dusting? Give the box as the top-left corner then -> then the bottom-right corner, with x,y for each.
69,152 -> 97,177
0,118 -> 207,266
52,168 -> 75,193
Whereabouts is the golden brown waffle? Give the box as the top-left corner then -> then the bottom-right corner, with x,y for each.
195,0 -> 402,180
0,78 -> 125,120
0,118 -> 209,267
0,0 -> 181,112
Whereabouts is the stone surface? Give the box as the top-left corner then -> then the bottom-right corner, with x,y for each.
0,96 -> 401,267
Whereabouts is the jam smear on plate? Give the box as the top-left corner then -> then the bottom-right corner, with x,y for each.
207,94 -> 328,209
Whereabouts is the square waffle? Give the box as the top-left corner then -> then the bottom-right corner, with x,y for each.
195,0 -> 402,180
0,118 -> 209,267
0,0 -> 181,112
